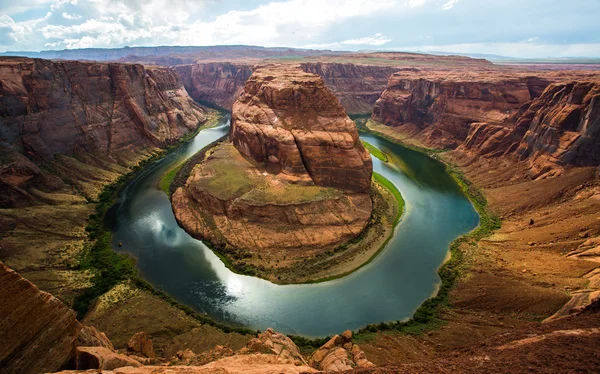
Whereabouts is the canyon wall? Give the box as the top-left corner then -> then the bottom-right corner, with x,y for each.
175,62 -> 398,114
299,62 -> 399,114
175,62 -> 253,109
460,81 -> 600,175
0,57 -> 206,207
371,69 -> 552,148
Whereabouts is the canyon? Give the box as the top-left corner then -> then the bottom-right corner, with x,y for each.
1,49 -> 600,373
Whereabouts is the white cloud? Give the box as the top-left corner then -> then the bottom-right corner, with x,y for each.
441,0 -> 459,10
29,0 -> 397,50
341,33 -> 392,46
397,42 -> 600,58
51,0 -> 77,11
61,12 -> 82,20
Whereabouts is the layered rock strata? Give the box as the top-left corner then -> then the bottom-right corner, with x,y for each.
371,69 -> 553,148
172,65 -> 373,269
0,261 -> 82,374
460,81 -> 600,175
175,61 -> 398,114
0,57 -> 206,207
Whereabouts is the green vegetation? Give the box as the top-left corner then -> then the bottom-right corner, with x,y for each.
373,172 -> 403,224
158,163 -> 184,195
362,140 -> 389,163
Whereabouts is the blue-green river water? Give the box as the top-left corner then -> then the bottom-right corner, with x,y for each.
108,115 -> 479,337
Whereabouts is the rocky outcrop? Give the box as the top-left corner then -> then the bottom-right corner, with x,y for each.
0,261 -> 82,374
310,330 -> 374,371
460,81 -> 600,176
127,332 -> 155,359
372,69 -> 552,148
0,57 -> 206,207
77,326 -> 115,351
300,62 -> 398,114
243,328 -> 307,366
172,66 -> 373,278
74,347 -> 142,370
175,62 -> 253,109
230,65 -> 372,192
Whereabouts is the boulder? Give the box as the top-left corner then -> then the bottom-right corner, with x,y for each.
127,332 -> 155,358
75,346 -> 142,370
76,325 -> 115,351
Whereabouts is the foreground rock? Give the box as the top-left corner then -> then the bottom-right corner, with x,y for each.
127,332 -> 156,359
74,347 -> 142,370
310,330 -> 374,371
172,65 -> 373,281
76,325 -> 115,351
0,261 -> 81,374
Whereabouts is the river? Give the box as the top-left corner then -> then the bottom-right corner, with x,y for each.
107,115 -> 479,337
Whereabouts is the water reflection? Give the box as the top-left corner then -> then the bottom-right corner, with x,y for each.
110,116 -> 479,336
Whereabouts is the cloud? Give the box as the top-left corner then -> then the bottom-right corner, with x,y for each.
28,0 -> 397,49
441,0 -> 459,10
51,0 -> 77,11
341,33 -> 392,46
61,12 -> 82,20
397,42 -> 600,58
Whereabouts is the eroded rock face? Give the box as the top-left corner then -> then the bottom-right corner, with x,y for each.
300,62 -> 399,114
230,65 -> 372,193
127,332 -> 155,359
0,261 -> 82,374
460,81 -> 600,176
372,69 -> 551,148
310,330 -> 374,372
75,346 -> 142,370
77,325 -> 115,351
0,57 -> 206,207
175,62 -> 253,109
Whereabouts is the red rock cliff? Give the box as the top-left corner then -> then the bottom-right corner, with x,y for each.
175,62 -> 398,115
175,62 -> 253,109
299,62 -> 398,114
0,57 -> 206,207
230,65 -> 372,192
371,69 -> 552,148
461,81 -> 600,175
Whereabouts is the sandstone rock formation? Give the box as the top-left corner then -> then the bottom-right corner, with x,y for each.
230,65 -> 372,192
300,62 -> 399,114
172,66 -> 373,273
0,261 -> 82,374
460,81 -> 600,176
243,328 -> 307,365
175,62 -> 253,109
74,346 -> 142,370
127,332 -> 156,359
0,57 -> 206,207
371,69 -> 552,148
310,330 -> 374,371
77,325 -> 115,351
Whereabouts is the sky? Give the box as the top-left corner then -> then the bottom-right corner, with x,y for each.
1,0 -> 599,58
